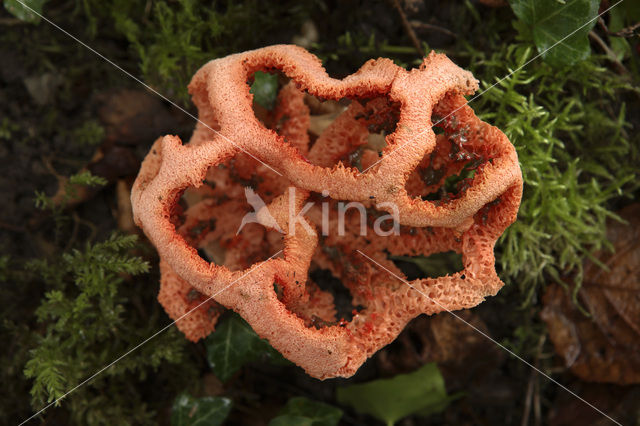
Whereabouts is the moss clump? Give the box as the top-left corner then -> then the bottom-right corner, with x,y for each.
21,233 -> 196,424
82,0 -> 321,104
467,44 -> 639,303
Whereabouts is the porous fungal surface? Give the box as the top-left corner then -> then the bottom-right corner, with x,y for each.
131,45 -> 523,379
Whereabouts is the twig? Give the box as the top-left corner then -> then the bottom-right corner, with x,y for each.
588,30 -> 628,74
0,221 -> 26,232
609,22 -> 640,38
65,212 -> 97,251
522,371 -> 535,426
597,16 -> 608,34
533,374 -> 541,426
389,0 -> 425,57
410,20 -> 458,39
65,212 -> 81,252
41,155 -> 64,180
0,17 -> 24,25
521,335 -> 546,426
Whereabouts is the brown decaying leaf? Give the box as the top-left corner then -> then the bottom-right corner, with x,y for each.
542,203 -> 640,385
377,313 -> 491,375
376,312 -> 511,402
547,382 -> 640,426
97,89 -> 176,146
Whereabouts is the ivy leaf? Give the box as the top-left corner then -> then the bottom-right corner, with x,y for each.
250,71 -> 279,110
269,397 -> 343,426
509,0 -> 599,67
205,313 -> 288,382
3,0 -> 46,24
171,392 -> 232,426
336,363 -> 459,426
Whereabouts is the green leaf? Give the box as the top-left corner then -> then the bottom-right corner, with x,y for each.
336,363 -> 458,425
3,0 -> 46,24
205,313 -> 287,382
269,397 -> 343,426
608,6 -> 631,61
509,0 -> 599,67
171,392 -> 232,426
250,71 -> 279,110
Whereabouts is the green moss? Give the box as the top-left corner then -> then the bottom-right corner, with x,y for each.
466,44 -> 639,303
70,120 -> 105,147
23,233 -> 196,424
86,0 -> 320,104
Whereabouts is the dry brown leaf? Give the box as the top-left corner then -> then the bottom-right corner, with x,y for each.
548,382 -> 640,426
97,89 -> 176,146
377,311 -> 502,375
542,203 -> 640,384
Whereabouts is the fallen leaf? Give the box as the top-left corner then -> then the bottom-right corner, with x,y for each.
547,382 -> 640,426
88,145 -> 139,182
97,89 -> 177,146
377,311 -> 502,377
541,204 -> 640,384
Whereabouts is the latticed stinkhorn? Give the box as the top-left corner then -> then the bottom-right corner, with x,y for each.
131,45 -> 523,379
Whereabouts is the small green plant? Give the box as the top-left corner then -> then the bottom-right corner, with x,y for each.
34,170 -> 107,211
71,120 -> 105,147
24,233 -> 194,424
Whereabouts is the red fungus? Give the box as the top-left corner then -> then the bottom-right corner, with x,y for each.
131,45 -> 523,379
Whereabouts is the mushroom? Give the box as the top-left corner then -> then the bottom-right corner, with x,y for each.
131,45 -> 523,379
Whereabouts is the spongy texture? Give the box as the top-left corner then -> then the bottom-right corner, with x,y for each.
131,45 -> 523,379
